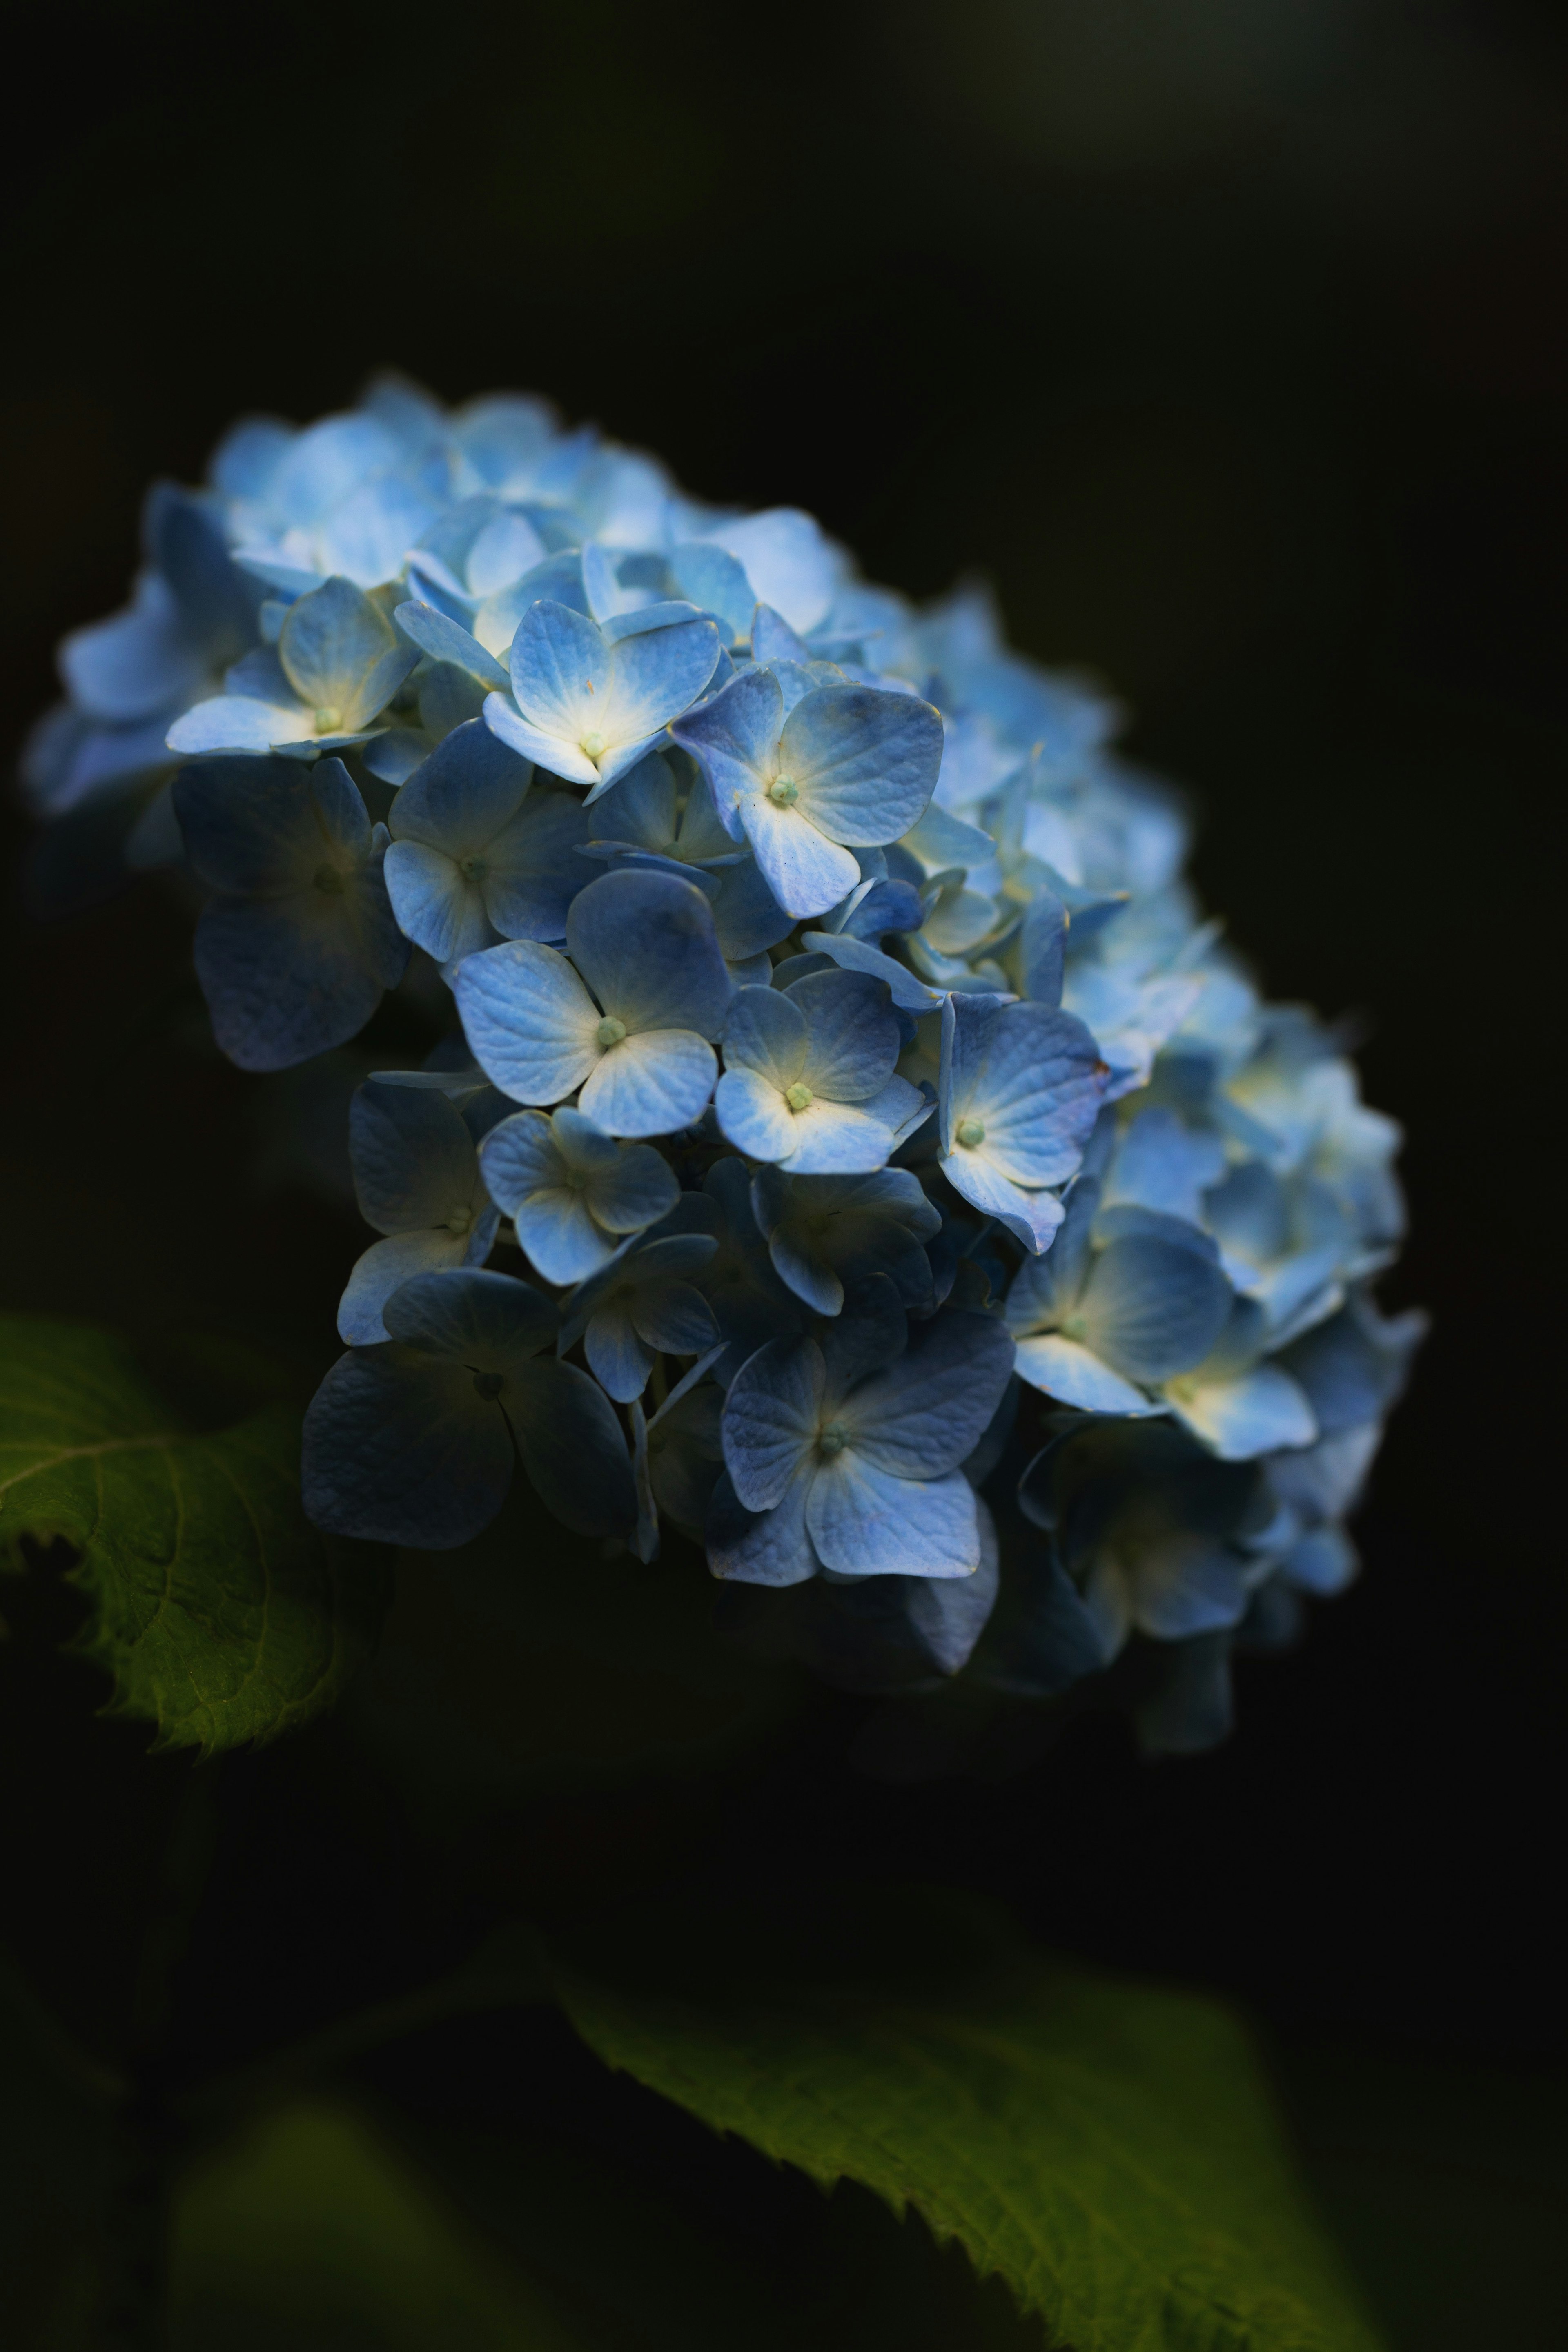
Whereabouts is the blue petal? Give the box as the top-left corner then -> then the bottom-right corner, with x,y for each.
706,1463 -> 819,1586
938,1149 -> 1066,1255
167,694 -> 312,755
586,1300 -> 655,1401
1081,1232 -> 1233,1383
514,1185 -> 619,1284
703,509 -> 841,634
722,984 -> 806,1088
798,930 -> 945,1015
566,866 -> 732,1039
383,1264 -> 558,1368
350,1077 -> 480,1232
939,993 -> 1105,1185
1019,886 -> 1068,1009
505,1356 -> 637,1536
599,617 -> 721,740
807,1457 -> 980,1577
393,601 -> 510,692
508,597 -> 604,738
670,668 -> 782,842
578,1029 -> 718,1137
668,544 -> 755,641
1012,1333 -> 1153,1414
385,839 -> 492,966
705,855 -> 794,961
738,793 -> 860,920
836,1308 -> 1014,1479
721,1336 -> 824,1510
631,1277 -> 719,1355
777,1099 -> 902,1176
789,968 -> 900,1102
194,859 -> 407,1071
483,790 -> 592,943
303,1345 -> 513,1548
583,749 -> 679,853
1107,1108 -> 1229,1225
62,576 -> 207,724
715,1066 -> 799,1162
454,940 -> 601,1103
278,576 -> 417,730
338,1229 -> 472,1345
1167,1366 -> 1317,1460
780,685 -> 942,846
751,603 -> 813,664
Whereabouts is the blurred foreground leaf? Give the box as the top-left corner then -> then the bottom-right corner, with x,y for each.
0,1314 -> 390,1753
171,2100 -> 590,2352
552,1886 -> 1385,2352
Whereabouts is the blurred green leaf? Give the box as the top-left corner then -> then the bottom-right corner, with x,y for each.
170,2100 -> 591,2352
552,1886 -> 1385,2352
0,1314 -> 390,1753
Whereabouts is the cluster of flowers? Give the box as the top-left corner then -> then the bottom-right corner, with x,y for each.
27,378 -> 1423,1752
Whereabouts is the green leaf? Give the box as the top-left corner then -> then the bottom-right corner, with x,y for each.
550,1887 -> 1386,2352
171,2098 -> 595,2351
0,1314 -> 390,1754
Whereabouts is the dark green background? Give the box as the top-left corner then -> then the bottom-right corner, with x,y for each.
2,0 -> 1564,2340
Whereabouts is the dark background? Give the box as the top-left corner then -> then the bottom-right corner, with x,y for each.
1,0 -> 1564,2338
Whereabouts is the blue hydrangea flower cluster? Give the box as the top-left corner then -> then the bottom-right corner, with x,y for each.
27,377 -> 1424,1752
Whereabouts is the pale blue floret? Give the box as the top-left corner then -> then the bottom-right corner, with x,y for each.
483,598 -> 721,797
384,719 -> 589,965
1018,1416 -> 1269,1658
62,484 -> 258,730
1262,1294 -> 1425,1595
1160,1296 -> 1319,1460
453,866 -> 733,1136
749,1167 -> 943,1318
938,992 -> 1107,1251
403,499 -> 549,626
557,1233 -> 720,1402
1102,1106 -> 1228,1225
1005,1178 -> 1233,1414
671,509 -> 845,638
167,576 -> 418,757
172,754 -> 409,1070
716,970 -> 925,1174
672,668 -> 943,921
710,1296 -> 1014,1585
338,1078 -> 499,1343
477,1105 -> 678,1285
302,1266 -> 635,1548
1201,1158 -> 1351,1345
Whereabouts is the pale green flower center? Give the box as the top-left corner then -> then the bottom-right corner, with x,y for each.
313,863 -> 345,895
596,1016 -> 627,1048
445,1206 -> 472,1236
768,774 -> 800,807
818,1420 -> 850,1458
313,704 -> 342,730
956,1116 -> 986,1148
581,731 -> 606,760
472,1370 -> 504,1400
785,1081 -> 814,1113
1060,1314 -> 1089,1343
459,853 -> 488,882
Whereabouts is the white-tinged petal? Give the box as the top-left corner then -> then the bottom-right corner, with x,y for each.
1012,1334 -> 1154,1415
